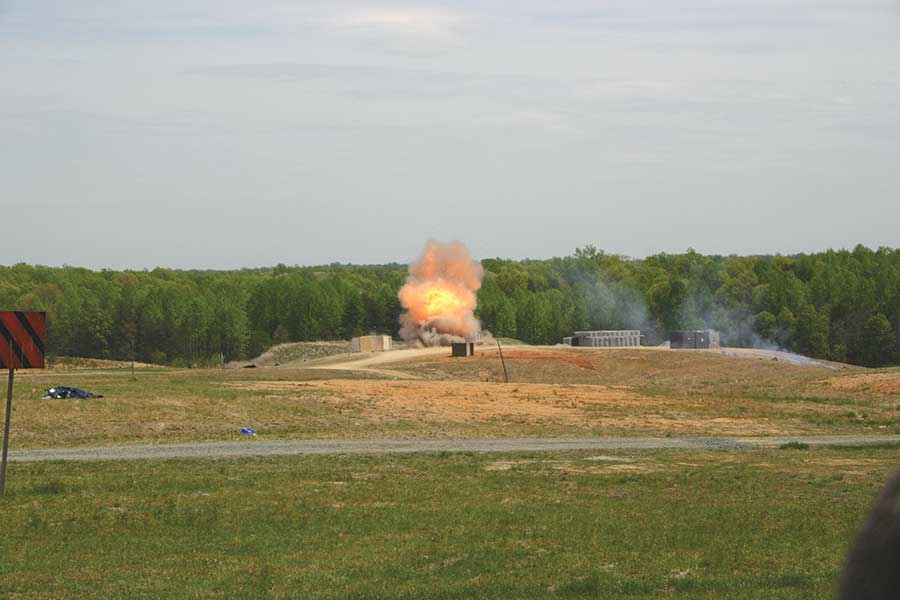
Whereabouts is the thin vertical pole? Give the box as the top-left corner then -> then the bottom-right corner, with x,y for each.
0,368 -> 14,495
496,338 -> 509,384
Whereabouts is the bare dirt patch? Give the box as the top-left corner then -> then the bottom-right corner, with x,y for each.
497,349 -> 598,370
231,379 -> 644,425
483,459 -> 539,471
227,379 -> 787,435
395,345 -> 853,390
803,458 -> 885,467
482,457 -> 663,475
827,372 -> 900,394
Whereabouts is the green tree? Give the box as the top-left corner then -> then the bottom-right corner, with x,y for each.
793,305 -> 830,359
855,313 -> 897,367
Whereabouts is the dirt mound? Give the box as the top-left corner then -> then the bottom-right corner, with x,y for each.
238,341 -> 352,368
49,357 -> 157,370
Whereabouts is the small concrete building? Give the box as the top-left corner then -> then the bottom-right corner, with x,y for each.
565,330 -> 641,348
351,335 -> 392,353
669,330 -> 720,349
451,342 -> 476,357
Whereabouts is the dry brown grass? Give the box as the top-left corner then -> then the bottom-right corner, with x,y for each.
228,379 -> 643,425
481,457 -> 664,475
396,346 -> 851,388
5,347 -> 899,449
224,373 -> 894,439
827,371 -> 900,394
49,356 -> 158,369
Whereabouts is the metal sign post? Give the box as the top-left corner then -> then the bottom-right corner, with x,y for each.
0,311 -> 47,495
0,368 -> 13,494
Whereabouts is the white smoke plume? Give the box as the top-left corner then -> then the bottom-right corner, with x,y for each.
398,240 -> 484,345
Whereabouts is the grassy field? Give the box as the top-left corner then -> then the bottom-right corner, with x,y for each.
3,346 -> 899,598
6,347 -> 900,449
2,444 -> 897,599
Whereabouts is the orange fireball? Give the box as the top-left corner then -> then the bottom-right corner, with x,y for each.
400,280 -> 474,322
424,285 -> 467,316
398,241 -> 484,344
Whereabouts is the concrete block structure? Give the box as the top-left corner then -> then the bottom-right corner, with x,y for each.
565,330 -> 641,348
351,335 -> 392,353
451,342 -> 476,357
669,330 -> 720,349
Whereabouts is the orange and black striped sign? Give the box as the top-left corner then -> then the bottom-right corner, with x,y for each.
0,311 -> 46,369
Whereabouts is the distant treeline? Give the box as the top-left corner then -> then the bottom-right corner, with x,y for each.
1,245 -> 898,367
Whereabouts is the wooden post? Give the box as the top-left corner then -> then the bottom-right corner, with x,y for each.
496,338 -> 509,384
0,368 -> 14,495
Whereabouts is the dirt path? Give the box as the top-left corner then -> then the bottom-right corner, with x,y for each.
9,434 -> 900,463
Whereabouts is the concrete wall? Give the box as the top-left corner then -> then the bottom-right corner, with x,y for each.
351,335 -> 392,353
670,330 -> 720,349
568,330 -> 641,347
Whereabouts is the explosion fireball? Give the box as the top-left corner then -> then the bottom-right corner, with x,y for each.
398,240 -> 484,345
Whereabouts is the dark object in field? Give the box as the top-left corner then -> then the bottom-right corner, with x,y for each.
42,386 -> 103,400
243,364 -> 257,369
241,427 -> 256,436
669,329 -> 720,349
839,471 -> 900,600
451,342 -> 475,357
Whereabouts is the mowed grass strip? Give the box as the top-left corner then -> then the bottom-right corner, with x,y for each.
1,447 -> 895,599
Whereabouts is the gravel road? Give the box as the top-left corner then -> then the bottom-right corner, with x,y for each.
9,434 -> 900,463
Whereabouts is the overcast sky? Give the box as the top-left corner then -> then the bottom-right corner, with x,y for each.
1,0 -> 898,269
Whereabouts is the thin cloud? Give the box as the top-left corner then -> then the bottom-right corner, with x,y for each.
330,6 -> 467,41
486,108 -> 577,134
